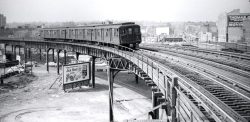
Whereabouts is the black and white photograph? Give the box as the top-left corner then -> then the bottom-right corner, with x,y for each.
0,0 -> 250,122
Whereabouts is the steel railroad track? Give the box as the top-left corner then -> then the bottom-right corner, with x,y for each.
140,45 -> 250,72
140,46 -> 250,80
143,50 -> 250,96
141,50 -> 250,121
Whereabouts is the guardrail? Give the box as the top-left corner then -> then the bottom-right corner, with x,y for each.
95,43 -> 246,121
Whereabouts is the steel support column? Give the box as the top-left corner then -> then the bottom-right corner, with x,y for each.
30,49 -> 33,74
52,49 -> 55,62
107,66 -> 114,122
152,91 -> 159,119
4,44 -> 7,55
92,56 -> 96,88
14,46 -> 17,56
24,48 -> 27,72
171,77 -> 178,122
46,49 -> 49,72
28,48 -> 31,59
11,45 -> 14,52
39,49 -> 42,60
19,46 -> 21,55
57,50 -> 61,75
64,50 -> 67,65
0,78 -> 3,85
135,74 -> 139,84
76,52 -> 80,62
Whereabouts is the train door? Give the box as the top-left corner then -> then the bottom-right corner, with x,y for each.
72,29 -> 74,39
101,29 -> 103,42
110,28 -> 112,42
69,29 -> 71,39
64,30 -> 67,39
95,29 -> 97,41
83,29 -> 85,40
75,29 -> 78,39
93,29 -> 94,41
49,30 -> 51,38
90,29 -> 92,41
57,30 -> 60,38
43,30 -> 46,38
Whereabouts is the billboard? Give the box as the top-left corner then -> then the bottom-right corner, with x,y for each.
228,15 -> 250,27
63,62 -> 90,85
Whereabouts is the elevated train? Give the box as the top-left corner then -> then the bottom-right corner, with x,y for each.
40,22 -> 141,49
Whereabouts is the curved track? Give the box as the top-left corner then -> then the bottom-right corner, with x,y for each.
141,44 -> 250,73
140,49 -> 250,121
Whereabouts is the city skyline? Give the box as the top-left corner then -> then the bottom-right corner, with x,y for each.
0,0 -> 250,23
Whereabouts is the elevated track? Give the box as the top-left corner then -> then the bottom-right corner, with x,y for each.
0,38 -> 249,122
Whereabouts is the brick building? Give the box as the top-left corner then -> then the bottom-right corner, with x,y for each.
217,9 -> 250,44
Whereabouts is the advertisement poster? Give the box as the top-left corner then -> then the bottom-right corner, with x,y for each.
63,62 -> 90,84
228,15 -> 250,27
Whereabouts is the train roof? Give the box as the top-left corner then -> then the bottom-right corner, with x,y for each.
42,22 -> 138,30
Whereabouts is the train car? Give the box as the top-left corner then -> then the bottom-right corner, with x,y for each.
41,22 -> 141,49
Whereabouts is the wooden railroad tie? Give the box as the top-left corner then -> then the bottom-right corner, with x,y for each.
151,87 -> 158,92
157,97 -> 166,103
143,77 -> 151,80
154,92 -> 164,97
147,83 -> 157,87
145,80 -> 153,84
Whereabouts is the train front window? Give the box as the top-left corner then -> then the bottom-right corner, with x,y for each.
134,28 -> 140,34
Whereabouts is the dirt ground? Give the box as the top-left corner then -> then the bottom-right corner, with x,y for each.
0,64 -> 152,122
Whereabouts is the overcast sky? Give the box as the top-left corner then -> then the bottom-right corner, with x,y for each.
0,0 -> 250,23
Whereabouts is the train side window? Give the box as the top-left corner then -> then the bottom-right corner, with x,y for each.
128,28 -> 132,34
